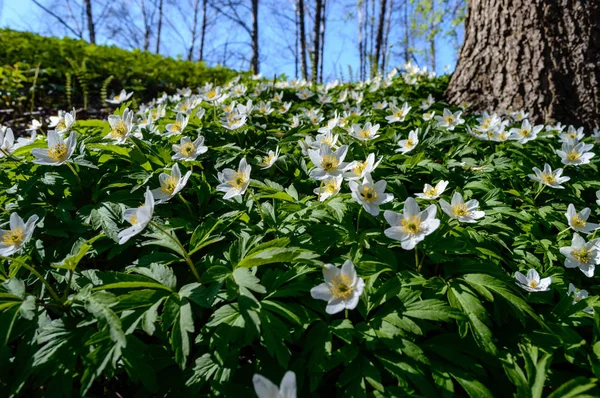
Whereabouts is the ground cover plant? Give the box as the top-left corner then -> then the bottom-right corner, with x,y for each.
1,65 -> 600,397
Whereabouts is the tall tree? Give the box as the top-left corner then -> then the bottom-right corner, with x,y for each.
188,0 -> 200,60
447,0 -> 600,129
155,0 -> 163,53
357,0 -> 364,80
298,0 -> 308,80
251,0 -> 260,73
198,0 -> 207,61
311,0 -> 323,84
83,0 -> 96,43
374,0 -> 387,74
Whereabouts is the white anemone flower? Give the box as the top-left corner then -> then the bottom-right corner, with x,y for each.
0,128 -> 15,157
597,190 -> 600,206
31,130 -> 76,166
343,153 -> 381,181
0,212 -> 39,256
310,260 -> 365,314
423,111 -> 435,121
106,108 -> 134,144
383,197 -> 440,250
13,131 -> 37,150
567,283 -> 593,314
172,136 -> 208,161
420,94 -> 435,110
559,126 -> 585,144
528,164 -> 570,189
440,192 -> 485,223
118,188 -> 154,245
435,108 -> 464,131
217,158 -> 251,199
48,108 -> 76,134
202,87 -> 224,102
106,89 -> 133,105
253,371 -> 296,398
150,163 -> 192,204
415,180 -> 449,200
349,122 -> 380,141
165,113 -> 189,136
385,102 -> 411,123
557,142 -> 595,166
260,147 -> 280,169
26,119 -> 42,131
509,119 -> 544,143
559,233 -> 599,277
566,204 -> 599,234
314,175 -> 343,201
395,129 -> 419,154
515,269 -> 552,292
349,173 -> 393,216
308,144 -> 349,180
221,113 -> 248,130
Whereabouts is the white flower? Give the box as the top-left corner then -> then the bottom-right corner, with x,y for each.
372,100 -> 388,110
260,147 -> 280,169
48,108 -> 76,134
314,175 -> 343,201
383,197 -> 440,250
566,204 -> 599,234
349,173 -> 393,216
435,109 -> 464,131
296,89 -> 314,100
106,89 -> 133,104
290,115 -> 301,129
13,131 -> 37,150
528,164 -> 570,189
559,126 -> 585,145
202,87 -> 224,102
415,180 -> 449,200
31,130 -> 76,166
217,158 -> 251,199
26,119 -> 42,131
349,122 -> 380,141
118,188 -> 154,245
165,113 -> 189,136
0,128 -> 15,157
420,94 -> 435,110
556,142 -> 595,166
172,136 -> 208,161
395,129 -> 419,154
150,164 -> 192,204
422,111 -> 435,121
310,260 -> 365,314
515,269 -> 551,292
308,144 -> 349,180
597,190 -> 600,206
559,233 -> 599,277
0,212 -> 39,256
592,128 -> 600,144
221,112 -> 248,130
253,371 -> 296,398
106,108 -> 134,144
440,192 -> 485,223
509,119 -> 544,143
314,130 -> 339,149
512,110 -> 528,121
343,153 -> 381,181
567,283 -> 593,314
385,102 -> 411,123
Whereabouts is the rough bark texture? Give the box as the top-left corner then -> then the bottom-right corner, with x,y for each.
155,0 -> 163,53
374,0 -> 387,74
251,0 -> 260,74
83,0 -> 96,44
446,0 -> 600,130
312,0 -> 323,84
298,0 -> 308,80
199,0 -> 207,61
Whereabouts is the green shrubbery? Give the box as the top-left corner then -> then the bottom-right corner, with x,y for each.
0,29 -> 239,121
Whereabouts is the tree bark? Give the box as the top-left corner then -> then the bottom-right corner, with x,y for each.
374,0 -> 387,74
382,0 -> 393,73
83,0 -> 96,44
251,0 -> 260,74
188,0 -> 200,61
298,0 -> 308,80
312,0 -> 323,84
358,0 -> 364,80
319,0 -> 326,82
446,0 -> 600,130
199,0 -> 207,61
155,0 -> 163,53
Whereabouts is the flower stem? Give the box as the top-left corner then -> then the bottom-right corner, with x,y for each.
149,221 -> 201,282
415,247 -> 420,272
0,256 -> 62,303
317,179 -> 324,202
356,207 -> 363,233
178,193 -> 194,218
250,189 -> 265,223
533,184 -> 545,201
66,162 -> 83,192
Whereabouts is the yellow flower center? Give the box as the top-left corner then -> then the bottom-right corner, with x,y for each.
359,129 -> 371,139
572,248 -> 590,263
48,143 -> 68,162
114,95 -> 121,101
129,214 -> 138,225
56,120 -> 67,131
228,171 -> 248,189
445,116 -> 455,124
424,187 -> 437,198
206,90 -> 216,99
2,228 -> 23,246
321,155 -> 340,172
180,142 -> 195,157
180,104 -> 189,111
406,138 -> 415,147
160,176 -> 179,195
452,203 -> 470,217
520,129 -> 531,137
571,214 -> 586,228
320,136 -> 333,146
353,161 -> 367,176
329,274 -> 354,300
394,110 -> 404,119
401,216 -> 422,235
541,172 -> 556,184
567,150 -> 581,162
111,121 -> 128,139
529,280 -> 539,288
360,186 -> 378,202
172,121 -> 182,132
262,154 -> 274,167
568,133 -> 576,139
324,179 -> 339,194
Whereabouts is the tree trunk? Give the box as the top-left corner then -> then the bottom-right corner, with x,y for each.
140,0 -> 151,51
312,0 -> 323,84
374,0 -> 387,74
199,0 -> 207,61
319,0 -> 326,82
83,0 -> 96,44
446,0 -> 600,130
382,0 -> 393,73
188,0 -> 200,61
358,0 -> 364,80
294,0 -> 299,78
251,0 -> 260,74
403,0 -> 409,63
298,0 -> 308,80
156,0 -> 163,53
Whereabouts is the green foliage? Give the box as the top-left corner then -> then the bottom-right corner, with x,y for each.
0,65 -> 599,397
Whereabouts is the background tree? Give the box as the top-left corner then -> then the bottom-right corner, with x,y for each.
446,0 -> 600,129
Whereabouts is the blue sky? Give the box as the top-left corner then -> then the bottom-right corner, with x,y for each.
0,0 -> 460,81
